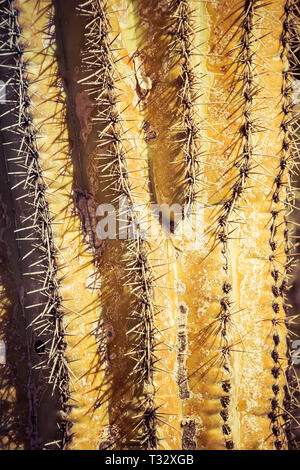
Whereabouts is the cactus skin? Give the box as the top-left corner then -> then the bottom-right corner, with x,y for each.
54,0 -> 181,449
15,0 -> 111,450
0,0 -> 299,450
0,0 -> 62,448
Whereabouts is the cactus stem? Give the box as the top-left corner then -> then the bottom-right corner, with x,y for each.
77,0 -> 160,449
276,0 -> 300,449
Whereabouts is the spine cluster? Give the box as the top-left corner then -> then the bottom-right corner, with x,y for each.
78,0 -> 159,449
275,0 -> 300,448
170,0 -> 203,214
0,0 -> 71,448
214,0 -> 261,450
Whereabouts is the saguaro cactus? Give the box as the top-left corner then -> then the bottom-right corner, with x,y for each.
0,0 -> 299,450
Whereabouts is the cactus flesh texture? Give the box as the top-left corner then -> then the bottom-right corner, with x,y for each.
0,0 -> 299,450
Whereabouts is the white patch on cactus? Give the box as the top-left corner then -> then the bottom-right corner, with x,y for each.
0,340 -> 6,364
292,79 -> 300,111
0,79 -> 6,103
174,280 -> 186,296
